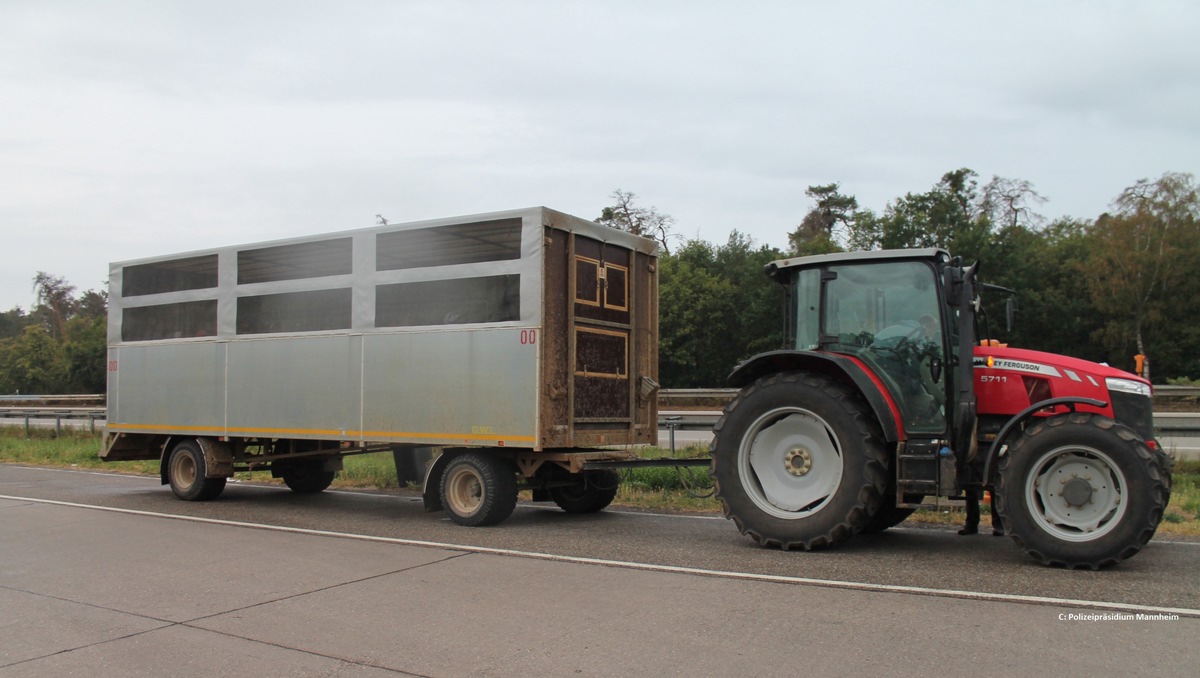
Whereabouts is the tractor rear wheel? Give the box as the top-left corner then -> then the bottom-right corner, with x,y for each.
995,413 -> 1169,569
860,493 -> 921,534
709,371 -> 888,550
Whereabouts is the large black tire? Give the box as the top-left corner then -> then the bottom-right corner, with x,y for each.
167,439 -> 227,501
440,452 -> 519,527
995,413 -> 1170,569
279,459 -> 336,494
709,372 -> 888,550
860,492 -> 921,534
550,470 -> 620,514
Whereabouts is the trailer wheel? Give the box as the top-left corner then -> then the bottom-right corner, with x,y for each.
167,440 -> 226,501
710,371 -> 888,550
279,460 -> 336,494
996,413 -> 1169,569
440,452 -> 518,527
551,470 -> 620,514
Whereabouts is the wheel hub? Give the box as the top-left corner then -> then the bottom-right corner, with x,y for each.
1028,446 -> 1126,541
745,411 -> 844,515
1061,476 -> 1094,507
785,448 -> 813,476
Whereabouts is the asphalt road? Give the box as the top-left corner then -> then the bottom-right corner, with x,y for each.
2,464 -> 1197,676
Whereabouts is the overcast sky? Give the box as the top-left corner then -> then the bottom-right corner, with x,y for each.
2,1 -> 1197,311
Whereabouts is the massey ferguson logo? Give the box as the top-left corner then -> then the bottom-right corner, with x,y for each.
974,357 -> 1062,378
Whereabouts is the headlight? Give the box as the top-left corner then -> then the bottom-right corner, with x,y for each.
1106,377 -> 1152,398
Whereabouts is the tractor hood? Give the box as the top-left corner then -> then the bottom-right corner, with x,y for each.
973,345 -> 1148,387
973,344 -> 1152,419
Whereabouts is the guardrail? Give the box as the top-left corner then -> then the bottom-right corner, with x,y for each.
3,392 -> 1197,438
1155,385 -> 1200,398
0,407 -> 106,435
0,394 -> 105,403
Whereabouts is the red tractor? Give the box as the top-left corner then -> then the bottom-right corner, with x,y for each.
710,248 -> 1172,569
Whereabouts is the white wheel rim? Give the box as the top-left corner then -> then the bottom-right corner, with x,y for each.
1025,445 -> 1126,542
738,408 -> 844,519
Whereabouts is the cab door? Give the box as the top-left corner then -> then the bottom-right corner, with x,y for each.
821,260 -> 948,435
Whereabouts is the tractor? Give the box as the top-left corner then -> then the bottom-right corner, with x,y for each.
709,248 -> 1172,569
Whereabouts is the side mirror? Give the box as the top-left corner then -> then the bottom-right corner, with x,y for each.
943,263 -> 963,306
1006,297 -> 1018,332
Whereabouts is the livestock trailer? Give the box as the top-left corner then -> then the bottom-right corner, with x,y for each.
102,207 -> 659,525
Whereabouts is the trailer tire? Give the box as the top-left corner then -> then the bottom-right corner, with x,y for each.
167,439 -> 227,501
440,452 -> 518,527
279,460 -> 336,494
550,470 -> 620,514
995,413 -> 1169,569
710,371 -> 888,550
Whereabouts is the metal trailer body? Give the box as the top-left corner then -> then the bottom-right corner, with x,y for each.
102,208 -> 659,508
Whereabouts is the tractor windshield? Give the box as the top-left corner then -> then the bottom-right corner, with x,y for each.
817,260 -> 947,434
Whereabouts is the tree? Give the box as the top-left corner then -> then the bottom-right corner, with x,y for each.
789,183 -> 856,254
844,168 -> 992,257
0,326 -> 66,394
595,189 -> 677,254
32,272 -> 77,342
979,175 -> 1047,230
1086,172 -> 1200,378
0,273 -> 108,394
979,218 -> 1103,362
657,233 -> 786,387
0,306 -> 29,341
64,316 -> 107,392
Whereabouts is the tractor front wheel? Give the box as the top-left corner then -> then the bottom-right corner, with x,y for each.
996,413 -> 1169,569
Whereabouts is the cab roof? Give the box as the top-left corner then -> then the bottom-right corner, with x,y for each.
764,248 -> 950,281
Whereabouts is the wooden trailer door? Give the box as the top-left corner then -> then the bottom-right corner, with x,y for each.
571,235 -> 632,427
540,228 -> 655,448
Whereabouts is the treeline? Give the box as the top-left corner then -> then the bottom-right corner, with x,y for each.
0,274 -> 107,394
604,170 -> 1199,388
3,170 -> 1196,394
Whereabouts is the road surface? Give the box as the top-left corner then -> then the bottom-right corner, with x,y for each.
1,464 -> 1196,676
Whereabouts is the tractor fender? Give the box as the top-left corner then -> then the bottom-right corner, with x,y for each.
980,396 -> 1108,483
727,350 -> 903,442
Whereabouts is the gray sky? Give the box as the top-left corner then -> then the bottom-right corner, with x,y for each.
3,0 -> 1197,311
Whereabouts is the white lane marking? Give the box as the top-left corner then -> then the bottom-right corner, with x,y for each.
1,464 -> 154,480
2,492 -> 1198,619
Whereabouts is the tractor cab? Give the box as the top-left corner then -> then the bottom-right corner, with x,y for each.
773,248 -> 957,437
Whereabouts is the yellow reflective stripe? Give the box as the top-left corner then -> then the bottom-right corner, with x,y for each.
107,423 -> 536,444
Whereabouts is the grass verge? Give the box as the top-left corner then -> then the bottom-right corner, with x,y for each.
2,429 -> 1197,536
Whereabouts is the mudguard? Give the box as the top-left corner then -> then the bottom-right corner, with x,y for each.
728,350 -> 904,442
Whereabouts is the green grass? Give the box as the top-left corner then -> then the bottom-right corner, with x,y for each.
3,428 -> 1197,535
1166,460 -> 1200,533
0,428 -> 159,476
